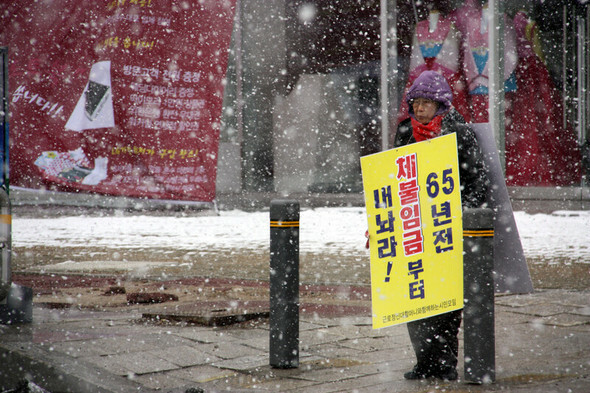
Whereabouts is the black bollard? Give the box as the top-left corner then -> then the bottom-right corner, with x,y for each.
0,186 -> 32,324
463,208 -> 495,383
269,200 -> 300,368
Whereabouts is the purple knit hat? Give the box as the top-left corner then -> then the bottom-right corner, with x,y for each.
406,70 -> 453,117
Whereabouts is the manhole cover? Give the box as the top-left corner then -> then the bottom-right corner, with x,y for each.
142,308 -> 269,326
142,300 -> 270,326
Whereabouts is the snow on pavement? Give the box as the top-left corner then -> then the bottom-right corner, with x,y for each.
11,208 -> 590,262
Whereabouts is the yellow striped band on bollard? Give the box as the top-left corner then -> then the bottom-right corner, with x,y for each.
270,220 -> 299,228
463,229 -> 494,237
0,214 -> 11,225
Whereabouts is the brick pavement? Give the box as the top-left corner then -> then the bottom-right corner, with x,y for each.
1,286 -> 589,392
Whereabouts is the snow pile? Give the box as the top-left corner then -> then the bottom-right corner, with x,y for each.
11,208 -> 590,262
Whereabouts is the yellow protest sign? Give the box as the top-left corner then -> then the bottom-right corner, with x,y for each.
361,133 -> 463,329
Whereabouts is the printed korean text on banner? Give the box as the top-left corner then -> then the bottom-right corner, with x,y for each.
361,133 -> 463,329
0,0 -> 236,201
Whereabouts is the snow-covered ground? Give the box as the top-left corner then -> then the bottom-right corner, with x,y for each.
11,208 -> 590,263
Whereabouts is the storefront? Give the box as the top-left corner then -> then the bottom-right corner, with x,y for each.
218,0 -> 589,199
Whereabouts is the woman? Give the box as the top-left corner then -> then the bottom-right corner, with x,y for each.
394,70 -> 489,381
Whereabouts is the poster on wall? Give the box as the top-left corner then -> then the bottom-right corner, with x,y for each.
0,0 -> 236,202
361,134 -> 463,329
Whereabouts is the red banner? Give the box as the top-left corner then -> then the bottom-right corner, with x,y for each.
1,0 -> 235,202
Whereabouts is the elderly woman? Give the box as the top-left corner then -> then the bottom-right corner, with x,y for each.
394,70 -> 489,381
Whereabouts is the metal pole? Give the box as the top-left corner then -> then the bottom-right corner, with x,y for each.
0,46 -> 30,324
577,15 -> 587,143
269,199 -> 299,368
235,0 -> 245,192
0,47 -> 9,303
380,0 -> 397,152
1,46 -> 8,189
561,4 -> 568,130
586,5 -> 590,189
389,0 -> 398,150
0,188 -> 10,304
380,0 -> 389,151
463,208 -> 495,384
488,0 -> 505,172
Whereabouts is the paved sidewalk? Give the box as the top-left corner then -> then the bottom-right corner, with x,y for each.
1,286 -> 589,392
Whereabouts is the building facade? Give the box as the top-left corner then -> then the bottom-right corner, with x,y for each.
217,0 -> 589,209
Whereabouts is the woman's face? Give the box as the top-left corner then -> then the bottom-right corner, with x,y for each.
412,98 -> 439,125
